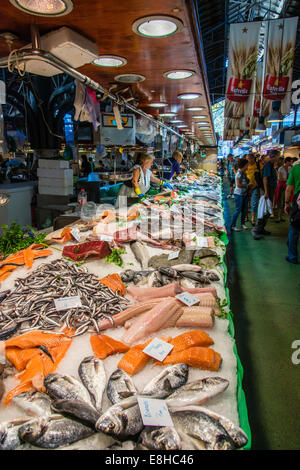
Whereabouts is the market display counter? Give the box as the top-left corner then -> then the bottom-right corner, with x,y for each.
0,171 -> 251,450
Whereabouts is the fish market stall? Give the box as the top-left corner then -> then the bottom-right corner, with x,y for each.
0,170 -> 251,451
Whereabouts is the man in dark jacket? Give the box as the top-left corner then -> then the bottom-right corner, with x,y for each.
251,149 -> 280,240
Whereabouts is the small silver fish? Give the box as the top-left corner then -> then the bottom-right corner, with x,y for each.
44,373 -> 92,405
166,377 -> 229,407
139,426 -> 182,450
18,415 -> 93,449
78,356 -> 106,411
13,391 -> 53,417
106,369 -> 137,404
141,364 -> 189,399
95,396 -> 143,440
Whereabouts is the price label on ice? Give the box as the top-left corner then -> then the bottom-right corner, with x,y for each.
142,199 -> 151,206
54,296 -> 82,311
99,235 -> 113,242
168,250 -> 180,261
138,397 -> 174,427
70,228 -> 81,242
143,338 -> 174,362
175,292 -> 200,307
196,236 -> 208,248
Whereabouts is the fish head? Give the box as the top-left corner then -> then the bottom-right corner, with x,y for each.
151,427 -> 181,450
96,409 -> 124,437
18,418 -> 47,443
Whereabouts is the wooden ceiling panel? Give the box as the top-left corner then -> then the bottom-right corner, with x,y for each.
0,0 -> 215,144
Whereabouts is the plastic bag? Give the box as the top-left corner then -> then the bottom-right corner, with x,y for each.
257,195 -> 272,219
80,201 -> 97,222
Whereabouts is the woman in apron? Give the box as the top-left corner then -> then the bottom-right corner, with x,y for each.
116,153 -> 168,208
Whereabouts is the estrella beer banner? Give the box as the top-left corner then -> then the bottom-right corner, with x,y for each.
261,17 -> 298,116
224,21 -> 261,119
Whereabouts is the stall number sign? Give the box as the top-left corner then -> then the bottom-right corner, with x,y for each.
175,292 -> 200,307
143,338 -> 174,362
54,296 -> 82,311
168,250 -> 180,261
138,397 -> 174,427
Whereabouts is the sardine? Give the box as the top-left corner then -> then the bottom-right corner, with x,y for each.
44,373 -> 92,405
0,417 -> 32,450
95,396 -> 143,440
166,377 -> 229,407
107,369 -> 138,404
51,399 -> 101,428
18,415 -> 93,449
78,356 -> 106,412
170,406 -> 247,450
141,364 -> 189,399
13,391 -> 53,417
130,241 -> 149,270
139,426 -> 182,450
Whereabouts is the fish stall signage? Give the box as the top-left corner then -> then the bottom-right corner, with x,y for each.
176,292 -> 200,307
137,397 -> 174,427
168,250 -> 180,261
143,338 -> 174,362
54,296 -> 82,311
70,228 -> 81,242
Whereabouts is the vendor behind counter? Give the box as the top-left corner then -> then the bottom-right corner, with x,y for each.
163,150 -> 183,180
115,152 -> 172,208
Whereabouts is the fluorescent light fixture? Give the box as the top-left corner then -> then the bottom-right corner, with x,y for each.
9,0 -> 73,16
192,115 -> 207,119
164,70 -> 195,79
195,121 -> 209,125
132,15 -> 183,38
177,124 -> 188,128
169,119 -> 183,123
148,102 -> 168,108
159,112 -> 177,117
178,92 -> 202,100
114,74 -> 145,83
187,106 -> 205,111
93,55 -> 127,67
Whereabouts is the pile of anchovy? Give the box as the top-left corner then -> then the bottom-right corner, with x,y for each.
0,259 -> 129,337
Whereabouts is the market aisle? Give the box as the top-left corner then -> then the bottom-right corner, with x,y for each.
224,189 -> 300,450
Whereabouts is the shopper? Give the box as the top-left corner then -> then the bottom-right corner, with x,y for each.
163,150 -> 183,180
274,157 -> 293,222
80,154 -> 91,177
246,153 -> 260,226
230,158 -> 249,232
251,149 -> 280,240
284,161 -> 300,264
226,153 -> 235,198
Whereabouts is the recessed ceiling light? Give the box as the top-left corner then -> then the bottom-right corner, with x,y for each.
148,102 -> 168,108
9,0 -> 73,16
178,92 -> 202,100
93,55 -> 127,67
132,15 -> 183,38
169,119 -> 183,123
187,106 -> 205,111
159,112 -> 177,117
177,124 -> 188,128
114,74 -> 146,83
192,115 -> 207,119
196,121 -> 209,125
164,70 -> 195,80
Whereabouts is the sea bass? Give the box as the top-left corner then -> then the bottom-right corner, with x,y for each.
51,399 -> 101,428
95,396 -> 143,440
106,369 -> 138,404
166,377 -> 229,407
78,356 -> 106,412
0,417 -> 32,450
18,415 -> 93,449
44,373 -> 92,405
139,426 -> 182,450
141,364 -> 189,399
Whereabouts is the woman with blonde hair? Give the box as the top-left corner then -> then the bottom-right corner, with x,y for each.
116,153 -> 168,207
163,150 -> 183,180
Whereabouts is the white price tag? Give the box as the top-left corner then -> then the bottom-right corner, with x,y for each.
54,296 -> 82,311
70,228 -> 81,242
143,199 -> 151,206
99,235 -> 113,242
168,250 -> 180,261
143,338 -> 174,362
137,397 -> 174,427
196,236 -> 208,248
175,292 -> 200,307
170,205 -> 180,213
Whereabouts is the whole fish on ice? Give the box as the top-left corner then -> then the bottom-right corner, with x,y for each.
78,356 -> 106,412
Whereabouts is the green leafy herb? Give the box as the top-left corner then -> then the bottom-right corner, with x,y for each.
216,298 -> 228,319
105,248 -> 126,267
0,222 -> 47,259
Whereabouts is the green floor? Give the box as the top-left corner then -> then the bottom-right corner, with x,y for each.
224,191 -> 300,450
